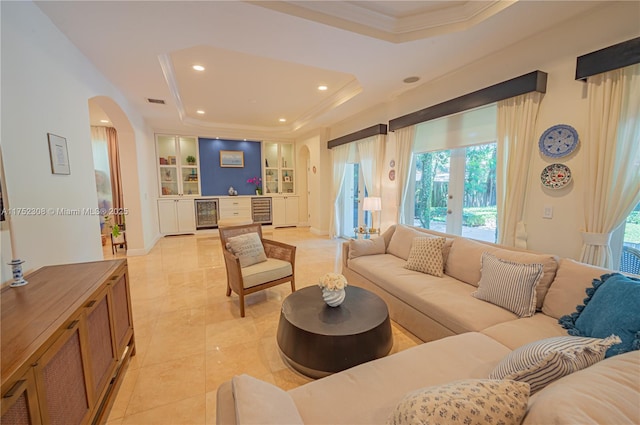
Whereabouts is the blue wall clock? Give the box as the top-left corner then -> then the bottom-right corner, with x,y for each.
539,124 -> 579,158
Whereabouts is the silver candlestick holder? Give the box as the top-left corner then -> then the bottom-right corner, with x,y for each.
8,259 -> 28,287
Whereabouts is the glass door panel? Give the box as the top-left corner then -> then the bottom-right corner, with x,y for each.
159,167 -> 178,196
265,169 -> 278,194
461,144 -> 497,242
339,164 -> 366,238
181,167 -> 199,196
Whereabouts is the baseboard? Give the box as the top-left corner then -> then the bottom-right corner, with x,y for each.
126,233 -> 162,256
310,227 -> 328,236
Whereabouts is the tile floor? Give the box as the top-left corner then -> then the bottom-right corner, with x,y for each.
105,227 -> 421,424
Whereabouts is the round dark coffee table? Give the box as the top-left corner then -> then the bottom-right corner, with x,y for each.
276,285 -> 392,378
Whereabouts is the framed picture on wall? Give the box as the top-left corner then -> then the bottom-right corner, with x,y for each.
220,150 -> 244,168
47,133 -> 70,175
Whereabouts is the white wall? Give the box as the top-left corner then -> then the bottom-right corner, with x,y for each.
324,1 -> 639,259
1,1 -> 156,282
296,129 -> 331,235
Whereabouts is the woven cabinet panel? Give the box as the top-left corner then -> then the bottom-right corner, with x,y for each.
42,330 -> 89,425
1,392 -> 31,425
86,296 -> 114,393
112,276 -> 131,351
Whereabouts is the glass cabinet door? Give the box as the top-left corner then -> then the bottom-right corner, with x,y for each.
264,142 -> 279,194
157,135 -> 179,196
179,136 -> 200,196
280,143 -> 295,195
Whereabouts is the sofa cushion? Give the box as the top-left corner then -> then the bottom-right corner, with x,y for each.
289,332 -> 511,425
386,224 -> 453,263
445,238 -> 558,309
481,314 -> 568,350
348,236 -> 386,259
387,379 -> 530,425
232,374 -> 303,424
490,335 -> 621,394
522,350 -> 640,425
542,258 -> 610,319
404,236 -> 446,277
472,252 -> 543,317
348,254 -> 518,333
559,273 -> 640,358
226,232 -> 267,267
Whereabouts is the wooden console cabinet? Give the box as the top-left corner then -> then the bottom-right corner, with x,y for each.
1,259 -> 134,425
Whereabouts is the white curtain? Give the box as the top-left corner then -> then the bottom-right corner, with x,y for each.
329,144 -> 351,238
496,92 -> 543,248
356,134 -> 385,197
580,64 -> 640,267
394,126 -> 416,224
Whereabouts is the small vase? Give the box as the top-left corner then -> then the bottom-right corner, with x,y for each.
256,189 -> 261,195
322,288 -> 346,307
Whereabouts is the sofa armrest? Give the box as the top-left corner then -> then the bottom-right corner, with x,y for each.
342,240 -> 350,269
216,380 -> 237,425
226,374 -> 304,425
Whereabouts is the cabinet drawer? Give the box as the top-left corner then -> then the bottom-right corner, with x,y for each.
219,198 -> 251,218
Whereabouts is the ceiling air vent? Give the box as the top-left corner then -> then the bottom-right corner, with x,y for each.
147,98 -> 166,104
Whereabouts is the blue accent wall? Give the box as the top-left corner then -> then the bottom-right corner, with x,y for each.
199,138 -> 262,196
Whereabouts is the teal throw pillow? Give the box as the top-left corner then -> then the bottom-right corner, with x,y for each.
559,273 -> 640,357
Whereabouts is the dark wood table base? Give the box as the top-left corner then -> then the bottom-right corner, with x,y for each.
276,285 -> 393,378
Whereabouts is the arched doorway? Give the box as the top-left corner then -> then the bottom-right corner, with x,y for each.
88,96 -> 144,258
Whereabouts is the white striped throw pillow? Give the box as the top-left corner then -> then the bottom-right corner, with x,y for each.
472,252 -> 543,317
490,335 -> 621,394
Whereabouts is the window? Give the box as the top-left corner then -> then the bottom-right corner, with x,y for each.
409,104 -> 497,242
412,144 -> 497,242
620,202 -> 640,275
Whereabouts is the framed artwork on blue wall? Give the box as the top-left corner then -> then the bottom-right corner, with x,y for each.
220,150 -> 244,168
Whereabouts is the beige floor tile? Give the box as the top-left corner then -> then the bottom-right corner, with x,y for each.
126,353 -> 205,416
121,394 -> 206,425
111,227 -> 419,423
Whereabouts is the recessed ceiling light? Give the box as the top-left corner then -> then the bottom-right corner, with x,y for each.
318,85 -> 328,91
196,110 -> 205,114
192,65 -> 205,71
279,118 -> 286,122
100,119 -> 109,123
403,76 -> 420,84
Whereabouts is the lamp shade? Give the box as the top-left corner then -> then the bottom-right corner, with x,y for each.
362,196 -> 382,211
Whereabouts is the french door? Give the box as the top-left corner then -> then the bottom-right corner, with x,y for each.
340,163 -> 369,238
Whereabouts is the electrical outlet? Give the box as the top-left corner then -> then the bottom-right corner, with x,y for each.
543,205 -> 553,219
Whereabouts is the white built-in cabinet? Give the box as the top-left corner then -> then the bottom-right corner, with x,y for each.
263,142 -> 295,195
158,199 -> 196,234
272,196 -> 299,227
264,142 -> 298,227
156,135 -> 201,197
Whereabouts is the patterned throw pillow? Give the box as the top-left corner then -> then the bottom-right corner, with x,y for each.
404,237 -> 446,277
387,379 -> 530,425
472,252 -> 543,317
490,335 -> 621,394
226,233 -> 267,267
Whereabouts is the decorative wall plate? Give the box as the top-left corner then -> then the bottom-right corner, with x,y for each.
388,169 -> 396,181
539,124 -> 579,158
389,159 -> 395,168
541,163 -> 572,189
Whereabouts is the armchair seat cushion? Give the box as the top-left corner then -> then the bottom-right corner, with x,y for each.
241,258 -> 293,288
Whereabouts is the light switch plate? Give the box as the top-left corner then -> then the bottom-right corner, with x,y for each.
543,205 -> 553,219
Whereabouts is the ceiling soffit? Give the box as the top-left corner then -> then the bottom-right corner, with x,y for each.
159,45 -> 361,135
249,1 -> 518,43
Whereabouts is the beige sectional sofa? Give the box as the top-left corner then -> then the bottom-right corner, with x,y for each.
216,224 -> 639,424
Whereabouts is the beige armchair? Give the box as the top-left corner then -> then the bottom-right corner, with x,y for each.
219,223 -> 296,317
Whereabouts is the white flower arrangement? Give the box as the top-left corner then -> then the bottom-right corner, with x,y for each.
319,272 -> 348,291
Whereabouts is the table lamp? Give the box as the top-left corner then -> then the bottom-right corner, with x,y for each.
362,196 -> 382,233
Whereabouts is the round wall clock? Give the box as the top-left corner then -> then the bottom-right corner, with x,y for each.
389,159 -> 396,168
539,124 -> 579,158
541,163 -> 572,189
